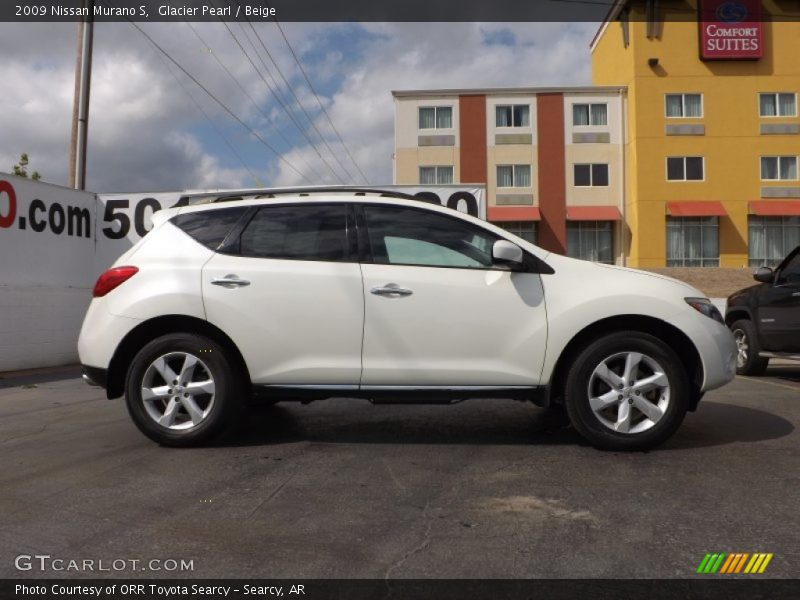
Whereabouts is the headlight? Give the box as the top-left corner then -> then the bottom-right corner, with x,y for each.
685,297 -> 724,324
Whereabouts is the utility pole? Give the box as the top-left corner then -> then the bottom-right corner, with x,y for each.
68,0 -> 94,190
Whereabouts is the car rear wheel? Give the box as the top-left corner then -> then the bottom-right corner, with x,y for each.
564,331 -> 690,451
731,319 -> 769,376
125,333 -> 243,446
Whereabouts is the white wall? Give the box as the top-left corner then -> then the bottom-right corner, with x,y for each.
0,174 -> 96,371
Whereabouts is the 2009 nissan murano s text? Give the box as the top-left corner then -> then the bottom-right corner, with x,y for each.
78,191 -> 737,449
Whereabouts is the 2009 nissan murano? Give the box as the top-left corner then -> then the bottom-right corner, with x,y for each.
79,191 -> 737,449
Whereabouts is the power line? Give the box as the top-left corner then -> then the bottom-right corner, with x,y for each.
122,18 -> 310,181
185,22 -> 326,182
152,45 -> 262,187
241,16 -> 362,184
214,16 -> 347,183
271,18 -> 370,185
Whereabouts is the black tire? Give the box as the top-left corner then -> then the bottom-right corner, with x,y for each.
564,331 -> 690,451
730,319 -> 769,376
125,333 -> 244,447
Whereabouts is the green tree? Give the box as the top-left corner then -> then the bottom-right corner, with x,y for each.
12,153 -> 41,181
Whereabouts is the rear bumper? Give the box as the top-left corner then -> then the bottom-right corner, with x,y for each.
81,365 -> 108,389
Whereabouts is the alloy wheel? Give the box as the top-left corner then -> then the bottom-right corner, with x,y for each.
140,352 -> 216,430
733,328 -> 748,368
587,351 -> 671,434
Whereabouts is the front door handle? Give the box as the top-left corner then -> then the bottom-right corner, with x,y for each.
371,283 -> 413,297
792,291 -> 800,297
211,275 -> 250,288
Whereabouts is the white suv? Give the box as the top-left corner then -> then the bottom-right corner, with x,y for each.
78,192 -> 737,450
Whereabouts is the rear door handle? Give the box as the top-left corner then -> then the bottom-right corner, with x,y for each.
211,275 -> 250,288
792,291 -> 800,297
371,283 -> 413,297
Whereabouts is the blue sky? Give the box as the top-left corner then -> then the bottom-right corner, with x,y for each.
0,22 -> 598,192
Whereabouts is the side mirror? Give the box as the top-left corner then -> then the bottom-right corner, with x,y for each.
753,266 -> 774,283
492,240 -> 523,267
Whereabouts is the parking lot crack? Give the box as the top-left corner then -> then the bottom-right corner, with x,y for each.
0,423 -> 49,445
383,501 -> 434,582
247,474 -> 294,520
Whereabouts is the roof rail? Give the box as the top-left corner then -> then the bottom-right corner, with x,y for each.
179,186 -> 420,205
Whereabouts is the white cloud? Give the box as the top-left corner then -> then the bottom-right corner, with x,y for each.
0,21 -> 597,193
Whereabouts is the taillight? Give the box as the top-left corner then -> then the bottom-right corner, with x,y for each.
93,266 -> 139,298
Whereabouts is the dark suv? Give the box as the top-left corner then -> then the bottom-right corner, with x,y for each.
726,246 -> 800,375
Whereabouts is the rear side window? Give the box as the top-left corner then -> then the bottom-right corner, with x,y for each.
171,207 -> 247,250
239,204 -> 349,262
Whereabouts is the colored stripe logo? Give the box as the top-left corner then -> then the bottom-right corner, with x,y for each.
697,552 -> 773,574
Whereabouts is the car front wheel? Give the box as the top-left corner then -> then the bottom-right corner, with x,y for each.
731,319 -> 769,376
564,331 -> 690,451
125,333 -> 243,447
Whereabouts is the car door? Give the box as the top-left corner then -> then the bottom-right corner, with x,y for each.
358,203 -> 547,387
757,247 -> 800,352
202,202 -> 364,385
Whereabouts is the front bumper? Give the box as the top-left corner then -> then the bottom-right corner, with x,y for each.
668,310 -> 737,392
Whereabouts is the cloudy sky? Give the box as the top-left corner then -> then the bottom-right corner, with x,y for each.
0,22 -> 598,193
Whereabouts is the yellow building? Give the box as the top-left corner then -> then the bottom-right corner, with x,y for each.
592,0 -> 800,267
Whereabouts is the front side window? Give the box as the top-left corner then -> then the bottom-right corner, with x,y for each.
667,156 -> 704,181
364,205 -> 499,269
761,156 -> 798,181
759,93 -> 796,117
665,93 -> 703,118
238,204 -> 349,262
497,221 -> 537,244
419,165 -> 454,185
496,105 -> 530,127
572,103 -> 608,126
666,216 -> 719,267
418,106 -> 453,129
574,164 -> 609,187
778,249 -> 800,285
566,221 -> 613,264
497,164 -> 532,188
749,216 -> 800,267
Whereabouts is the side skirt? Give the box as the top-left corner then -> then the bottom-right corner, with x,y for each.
251,385 -> 547,406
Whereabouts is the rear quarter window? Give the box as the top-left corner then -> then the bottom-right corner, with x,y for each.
170,207 -> 248,250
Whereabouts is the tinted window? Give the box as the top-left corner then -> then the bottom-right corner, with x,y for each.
574,164 -> 591,186
171,207 -> 247,250
364,205 -> 498,269
239,204 -> 348,262
686,157 -> 704,180
778,250 -> 800,284
592,164 -> 609,186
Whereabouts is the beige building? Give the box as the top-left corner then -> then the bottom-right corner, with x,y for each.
393,87 -> 628,263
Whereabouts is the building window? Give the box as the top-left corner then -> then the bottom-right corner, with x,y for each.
665,93 -> 703,118
761,156 -> 798,181
495,105 -> 530,127
572,103 -> 608,126
497,165 -> 531,188
567,221 -> 613,264
418,106 -> 452,130
759,93 -> 796,117
749,216 -> 800,267
419,166 -> 454,185
667,156 -> 704,181
574,164 -> 609,187
497,221 -> 537,244
666,217 -> 719,267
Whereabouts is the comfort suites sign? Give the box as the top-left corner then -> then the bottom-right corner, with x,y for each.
699,0 -> 763,60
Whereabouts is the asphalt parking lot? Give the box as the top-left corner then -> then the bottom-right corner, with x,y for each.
1,365 -> 798,579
